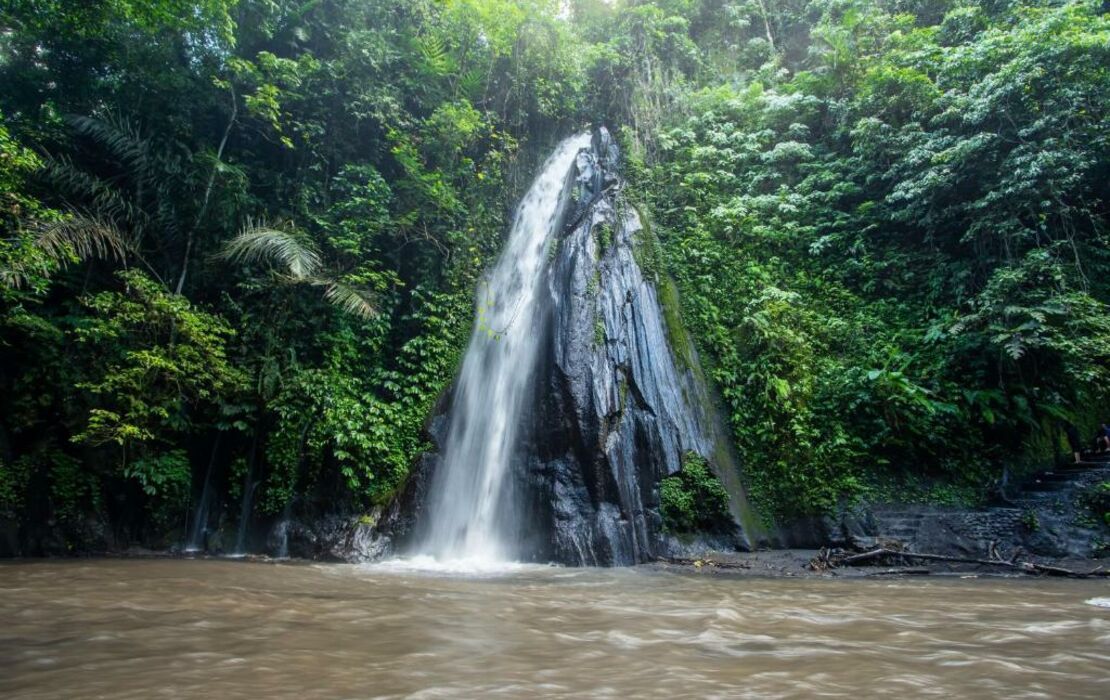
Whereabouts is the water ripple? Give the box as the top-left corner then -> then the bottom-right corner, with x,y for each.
0,560 -> 1107,699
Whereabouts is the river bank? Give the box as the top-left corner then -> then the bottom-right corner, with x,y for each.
655,549 -> 1110,580
9,545 -> 1105,583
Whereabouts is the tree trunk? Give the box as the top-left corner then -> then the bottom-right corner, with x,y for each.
175,85 -> 237,296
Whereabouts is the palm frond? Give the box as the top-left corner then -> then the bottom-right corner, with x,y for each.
41,154 -> 147,228
221,220 -> 321,279
320,281 -> 378,320
68,113 -> 152,181
35,213 -> 131,265
154,192 -> 181,241
0,267 -> 34,290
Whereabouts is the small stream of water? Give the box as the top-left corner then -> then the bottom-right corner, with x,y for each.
1,560 -> 1107,699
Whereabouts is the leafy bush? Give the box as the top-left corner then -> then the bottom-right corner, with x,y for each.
659,452 -> 731,533
124,450 -> 191,528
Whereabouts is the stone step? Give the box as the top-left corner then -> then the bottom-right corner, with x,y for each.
1011,493 -> 1065,506
880,531 -> 919,540
873,515 -> 928,538
1035,471 -> 1082,483
874,514 -> 925,521
872,519 -> 928,528
1024,478 -> 1069,492
1057,462 -> 1110,474
852,536 -> 917,549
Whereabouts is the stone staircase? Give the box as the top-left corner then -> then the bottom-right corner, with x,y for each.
869,510 -> 928,542
865,455 -> 1110,559
1016,454 -> 1105,499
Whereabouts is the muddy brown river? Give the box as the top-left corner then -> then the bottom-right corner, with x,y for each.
1,559 -> 1107,699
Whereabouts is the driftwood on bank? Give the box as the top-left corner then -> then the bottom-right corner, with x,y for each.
659,547 -> 1107,578
832,547 -> 1109,578
866,567 -> 931,576
661,556 -> 753,571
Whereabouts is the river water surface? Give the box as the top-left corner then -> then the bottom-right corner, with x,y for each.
1,559 -> 1108,699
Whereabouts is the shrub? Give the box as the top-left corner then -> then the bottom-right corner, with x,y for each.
659,452 -> 731,533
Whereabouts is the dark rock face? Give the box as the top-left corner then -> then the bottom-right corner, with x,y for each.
371,129 -> 762,566
264,513 -> 384,562
520,129 -> 758,565
0,516 -> 22,557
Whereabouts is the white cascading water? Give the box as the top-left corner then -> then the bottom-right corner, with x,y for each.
415,133 -> 591,565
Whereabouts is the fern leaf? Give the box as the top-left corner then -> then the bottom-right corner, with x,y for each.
417,33 -> 453,77
459,67 -> 486,101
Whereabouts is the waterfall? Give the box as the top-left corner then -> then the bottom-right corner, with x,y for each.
274,498 -> 294,559
232,476 -> 257,555
375,128 -> 761,568
415,133 -> 592,563
185,489 -> 209,553
185,436 -> 221,552
232,439 -> 259,555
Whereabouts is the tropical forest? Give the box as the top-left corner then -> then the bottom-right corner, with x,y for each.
1,1 -> 1109,696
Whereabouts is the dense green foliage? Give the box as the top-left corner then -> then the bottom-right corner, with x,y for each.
660,452 -> 732,533
1,0 -> 1108,548
621,0 -> 1110,517
0,0 -> 587,546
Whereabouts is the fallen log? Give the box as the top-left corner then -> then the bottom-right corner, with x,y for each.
839,548 -> 1110,578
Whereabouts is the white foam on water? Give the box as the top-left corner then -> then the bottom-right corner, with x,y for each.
1084,597 -> 1110,608
368,555 -> 555,577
